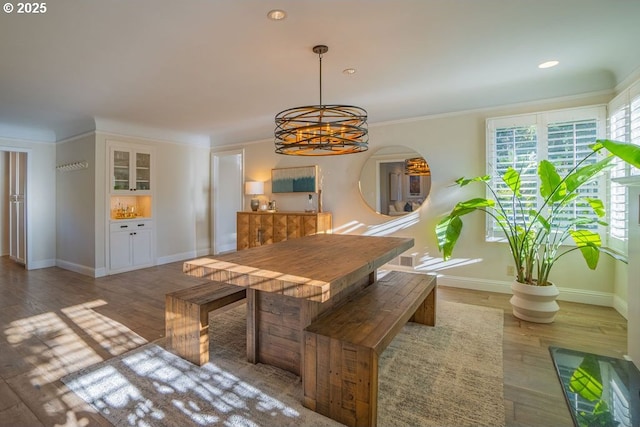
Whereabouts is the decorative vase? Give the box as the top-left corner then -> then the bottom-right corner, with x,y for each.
509,280 -> 560,323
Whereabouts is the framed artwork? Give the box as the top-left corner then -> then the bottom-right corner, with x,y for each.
409,175 -> 421,196
272,165 -> 318,193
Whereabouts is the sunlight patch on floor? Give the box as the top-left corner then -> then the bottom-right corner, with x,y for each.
61,300 -> 147,356
4,310 -> 103,383
3,298 -> 153,425
64,344 -> 303,426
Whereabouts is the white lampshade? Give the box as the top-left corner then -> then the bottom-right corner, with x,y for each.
245,181 -> 264,195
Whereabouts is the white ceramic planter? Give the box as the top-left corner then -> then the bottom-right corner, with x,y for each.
509,281 -> 560,323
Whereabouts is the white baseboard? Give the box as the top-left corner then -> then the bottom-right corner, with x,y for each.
196,248 -> 212,257
557,286 -> 614,307
156,248 -> 211,266
156,252 -> 194,266
613,294 -> 628,319
215,243 -> 236,254
55,250 -> 214,278
419,273 -> 616,308
27,258 -> 56,270
437,274 -> 512,295
56,259 -> 102,277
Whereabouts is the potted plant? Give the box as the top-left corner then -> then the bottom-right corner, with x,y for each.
436,139 -> 640,323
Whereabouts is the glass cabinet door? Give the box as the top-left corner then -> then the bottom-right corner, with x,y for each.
135,152 -> 151,191
113,150 -> 130,190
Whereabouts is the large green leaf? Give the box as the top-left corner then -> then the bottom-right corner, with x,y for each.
437,198 -> 496,260
585,197 -> 606,218
539,160 -> 565,202
596,139 -> 640,169
449,198 -> 495,217
569,355 -> 602,401
569,229 -> 602,269
565,156 -> 614,192
502,167 -> 521,197
455,175 -> 490,187
436,215 -> 463,260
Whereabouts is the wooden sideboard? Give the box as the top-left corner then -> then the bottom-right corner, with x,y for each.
236,211 -> 332,250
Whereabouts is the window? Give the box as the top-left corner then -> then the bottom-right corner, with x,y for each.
486,106 -> 606,240
607,80 -> 640,254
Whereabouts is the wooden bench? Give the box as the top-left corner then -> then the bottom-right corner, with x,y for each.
165,282 -> 246,366
303,271 -> 436,427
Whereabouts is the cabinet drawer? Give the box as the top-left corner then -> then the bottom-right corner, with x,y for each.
110,220 -> 153,232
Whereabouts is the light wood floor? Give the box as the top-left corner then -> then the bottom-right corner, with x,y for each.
0,256 -> 627,426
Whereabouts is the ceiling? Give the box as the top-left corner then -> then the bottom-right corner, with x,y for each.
1,0 -> 640,145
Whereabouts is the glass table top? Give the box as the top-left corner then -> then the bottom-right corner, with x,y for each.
550,346 -> 640,427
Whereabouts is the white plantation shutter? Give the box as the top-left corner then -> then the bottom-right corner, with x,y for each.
490,124 -> 538,236
487,106 -> 605,240
607,79 -> 640,255
608,92 -> 629,247
631,85 -> 640,176
547,119 -> 599,231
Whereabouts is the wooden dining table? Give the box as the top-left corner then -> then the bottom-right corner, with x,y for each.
183,233 -> 414,376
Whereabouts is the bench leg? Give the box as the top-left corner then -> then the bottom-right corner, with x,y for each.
410,285 -> 436,326
304,333 -> 378,427
165,295 -> 210,366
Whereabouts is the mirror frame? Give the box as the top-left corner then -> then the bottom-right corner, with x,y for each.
359,146 -> 431,217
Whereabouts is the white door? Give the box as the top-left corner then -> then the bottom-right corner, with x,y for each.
109,230 -> 131,270
132,228 -> 153,266
212,149 -> 243,254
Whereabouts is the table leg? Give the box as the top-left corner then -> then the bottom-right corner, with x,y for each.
246,288 -> 258,363
246,271 -> 378,374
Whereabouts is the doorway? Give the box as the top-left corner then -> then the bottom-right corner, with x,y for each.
211,149 -> 244,254
1,150 -> 27,266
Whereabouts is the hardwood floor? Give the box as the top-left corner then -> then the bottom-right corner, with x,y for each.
0,256 -> 627,426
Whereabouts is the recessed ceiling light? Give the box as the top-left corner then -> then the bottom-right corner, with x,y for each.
267,9 -> 287,21
538,60 -> 559,69
343,68 -> 356,75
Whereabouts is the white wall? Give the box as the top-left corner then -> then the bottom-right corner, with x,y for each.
233,92 -> 622,305
56,134 -> 96,274
0,137 -> 57,268
154,139 -> 211,262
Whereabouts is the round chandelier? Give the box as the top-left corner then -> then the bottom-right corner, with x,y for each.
275,45 -> 368,156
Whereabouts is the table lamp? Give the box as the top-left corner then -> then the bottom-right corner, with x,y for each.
245,181 -> 264,211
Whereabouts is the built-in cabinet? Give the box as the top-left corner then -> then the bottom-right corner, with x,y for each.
109,145 -> 152,193
107,141 -> 155,274
109,220 -> 153,272
237,211 -> 332,250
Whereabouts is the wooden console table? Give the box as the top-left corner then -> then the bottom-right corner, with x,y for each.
183,234 -> 413,375
236,211 -> 332,250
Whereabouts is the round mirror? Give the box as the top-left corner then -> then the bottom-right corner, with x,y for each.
359,146 -> 431,216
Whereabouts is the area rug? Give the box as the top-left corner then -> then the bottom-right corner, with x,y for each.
62,300 -> 505,427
